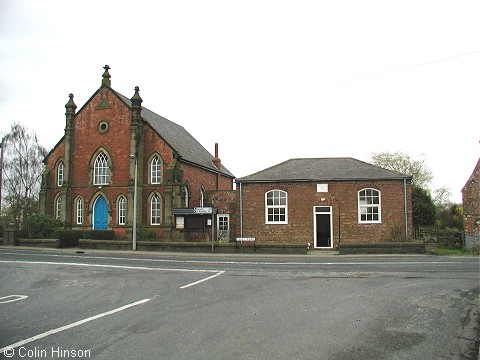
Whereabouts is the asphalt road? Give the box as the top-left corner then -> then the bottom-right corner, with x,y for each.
0,247 -> 479,360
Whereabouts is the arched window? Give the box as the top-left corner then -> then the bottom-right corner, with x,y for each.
150,156 -> 162,184
94,152 -> 109,185
358,188 -> 381,223
57,160 -> 64,187
265,190 -> 288,224
184,186 -> 189,207
55,195 -> 62,220
76,197 -> 83,224
200,188 -> 206,207
151,194 -> 162,225
118,196 -> 126,225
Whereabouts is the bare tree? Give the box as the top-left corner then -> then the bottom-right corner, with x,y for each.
2,123 -> 47,231
371,150 -> 433,188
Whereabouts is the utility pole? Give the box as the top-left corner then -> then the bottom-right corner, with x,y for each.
0,137 -> 5,216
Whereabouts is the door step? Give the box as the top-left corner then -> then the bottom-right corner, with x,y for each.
308,249 -> 339,255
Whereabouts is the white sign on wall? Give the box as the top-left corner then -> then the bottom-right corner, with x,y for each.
176,216 -> 185,229
317,184 -> 328,193
194,207 -> 213,214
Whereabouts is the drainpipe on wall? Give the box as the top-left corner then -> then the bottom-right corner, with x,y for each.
404,179 -> 408,239
239,181 -> 243,238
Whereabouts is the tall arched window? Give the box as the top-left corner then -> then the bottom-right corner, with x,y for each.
57,161 -> 64,187
151,194 -> 162,225
200,188 -> 206,207
76,197 -> 83,224
265,190 -> 288,224
118,196 -> 126,225
94,152 -> 109,185
151,156 -> 162,184
358,188 -> 381,223
55,195 -> 62,220
184,186 -> 189,207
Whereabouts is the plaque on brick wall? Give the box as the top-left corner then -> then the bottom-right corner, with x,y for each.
317,184 -> 328,193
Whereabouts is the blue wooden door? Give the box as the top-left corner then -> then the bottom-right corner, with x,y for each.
93,196 -> 108,230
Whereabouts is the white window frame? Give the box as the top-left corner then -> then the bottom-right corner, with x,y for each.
55,195 -> 62,220
118,196 -> 126,225
217,214 -> 229,240
76,197 -> 83,224
151,194 -> 161,225
265,189 -> 288,224
57,161 -> 64,187
358,188 -> 381,223
151,156 -> 161,184
93,152 -> 109,185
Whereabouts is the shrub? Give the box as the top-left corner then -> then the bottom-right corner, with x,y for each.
136,226 -> 157,241
54,230 -> 84,247
27,214 -> 63,239
83,230 -> 115,240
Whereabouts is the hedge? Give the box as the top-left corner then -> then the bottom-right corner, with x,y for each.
83,230 -> 116,240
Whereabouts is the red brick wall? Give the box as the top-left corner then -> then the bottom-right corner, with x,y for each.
43,141 -> 65,216
72,89 -> 132,186
462,160 -> 480,233
208,190 -> 239,242
239,180 -> 412,246
182,162 -> 233,208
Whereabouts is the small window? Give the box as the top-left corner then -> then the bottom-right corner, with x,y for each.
265,190 -> 287,224
118,196 -> 126,225
151,194 -> 161,225
94,152 -> 109,185
358,188 -> 381,223
57,161 -> 64,187
76,197 -> 83,224
151,156 -> 162,184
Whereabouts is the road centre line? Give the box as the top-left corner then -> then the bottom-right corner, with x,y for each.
0,252 -> 472,267
0,298 -> 151,355
0,260 -> 220,273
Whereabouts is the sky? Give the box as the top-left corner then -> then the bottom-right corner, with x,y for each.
1,0 -> 478,203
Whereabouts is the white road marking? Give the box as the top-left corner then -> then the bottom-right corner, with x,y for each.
0,295 -> 28,304
180,271 -> 225,289
0,251 -> 472,267
0,260 -> 219,273
0,298 -> 151,355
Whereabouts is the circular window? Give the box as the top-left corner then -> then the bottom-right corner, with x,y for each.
98,121 -> 109,134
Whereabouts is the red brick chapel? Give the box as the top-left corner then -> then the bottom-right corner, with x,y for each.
40,66 -> 235,241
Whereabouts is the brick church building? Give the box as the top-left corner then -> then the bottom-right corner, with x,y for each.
40,66 -> 413,248
40,66 -> 234,241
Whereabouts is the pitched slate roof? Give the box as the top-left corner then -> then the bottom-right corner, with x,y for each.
236,158 -> 411,183
113,90 -> 234,177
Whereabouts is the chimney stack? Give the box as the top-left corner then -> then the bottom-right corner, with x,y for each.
212,143 -> 221,171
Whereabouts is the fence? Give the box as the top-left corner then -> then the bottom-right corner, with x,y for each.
414,227 -> 463,249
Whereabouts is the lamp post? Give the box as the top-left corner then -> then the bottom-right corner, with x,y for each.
130,154 -> 138,251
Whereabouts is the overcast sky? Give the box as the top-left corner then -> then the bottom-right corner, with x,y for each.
1,0 -> 478,203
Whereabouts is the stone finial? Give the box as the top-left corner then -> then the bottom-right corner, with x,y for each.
130,86 -> 143,108
65,93 -> 77,115
102,65 -> 111,87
